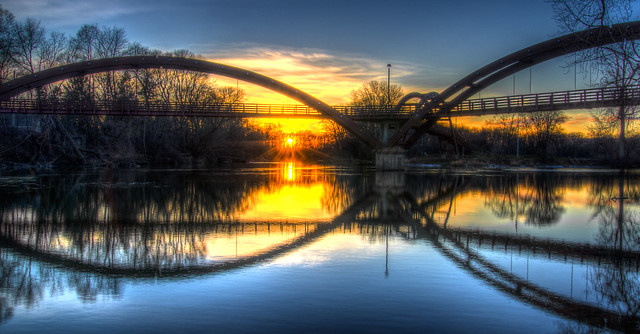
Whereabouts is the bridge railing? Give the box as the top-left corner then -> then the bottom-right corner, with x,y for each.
9,86 -> 636,119
339,105 -> 416,118
0,99 -> 419,119
0,99 -> 330,117
450,86 -> 640,114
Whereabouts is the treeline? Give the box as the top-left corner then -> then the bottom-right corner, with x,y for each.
0,6 -> 271,167
0,6 -> 244,104
408,112 -> 640,165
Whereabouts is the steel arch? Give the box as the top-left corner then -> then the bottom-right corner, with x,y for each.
0,56 -> 381,147
391,21 -> 640,148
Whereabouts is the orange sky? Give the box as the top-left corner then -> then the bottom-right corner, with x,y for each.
209,54 -> 596,135
454,110 -> 594,134
209,52 -> 422,135
211,50 -> 401,105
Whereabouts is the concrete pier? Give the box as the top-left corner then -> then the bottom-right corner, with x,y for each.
375,147 -> 406,171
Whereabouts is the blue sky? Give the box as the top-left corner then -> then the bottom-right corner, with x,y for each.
1,0 -> 607,109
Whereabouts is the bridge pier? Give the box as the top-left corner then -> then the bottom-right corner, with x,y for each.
381,122 -> 399,144
375,147 -> 406,171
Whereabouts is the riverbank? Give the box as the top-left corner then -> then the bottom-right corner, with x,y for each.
1,156 -> 634,174
406,154 -> 637,170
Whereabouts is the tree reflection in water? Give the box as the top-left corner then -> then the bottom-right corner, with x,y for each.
0,165 -> 367,324
1,167 -> 640,331
0,247 -> 122,324
0,166 -> 368,272
554,172 -> 640,333
588,172 -> 640,322
482,173 -> 567,226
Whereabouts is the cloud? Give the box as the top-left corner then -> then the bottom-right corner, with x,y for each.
201,44 -> 435,104
563,110 -> 594,133
2,0 -> 151,28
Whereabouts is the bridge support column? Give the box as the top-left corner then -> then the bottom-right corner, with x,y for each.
375,147 -> 406,171
381,122 -> 398,144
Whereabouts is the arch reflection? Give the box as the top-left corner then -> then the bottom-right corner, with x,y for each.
1,167 -> 639,332
0,164 -> 367,275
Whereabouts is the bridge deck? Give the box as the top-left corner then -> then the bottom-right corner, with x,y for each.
1,86 -> 638,120
0,100 -> 414,121
447,86 -> 640,117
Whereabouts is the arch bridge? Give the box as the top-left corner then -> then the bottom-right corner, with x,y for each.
2,22 -> 640,169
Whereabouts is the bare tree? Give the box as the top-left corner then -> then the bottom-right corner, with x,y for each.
215,86 -> 245,104
350,80 -> 404,107
68,24 -> 99,61
524,110 -> 567,158
37,31 -> 67,69
93,26 -> 130,102
64,25 -> 133,103
485,114 -> 521,154
321,119 -> 348,150
10,17 -> 45,75
0,5 -> 15,83
94,26 -> 128,59
549,0 -> 640,161
10,18 -> 67,102
62,25 -> 100,103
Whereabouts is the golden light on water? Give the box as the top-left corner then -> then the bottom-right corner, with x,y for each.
0,163 -> 345,268
239,164 -> 335,221
204,162 -> 338,260
286,161 -> 295,181
436,185 -> 594,235
203,223 -> 320,261
5,164 -> 627,280
238,183 -> 331,220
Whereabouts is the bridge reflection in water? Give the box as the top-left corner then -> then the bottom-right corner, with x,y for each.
0,165 -> 639,332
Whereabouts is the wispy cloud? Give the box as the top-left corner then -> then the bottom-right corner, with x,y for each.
202,44 -> 436,104
2,0 -> 150,28
563,110 -> 594,133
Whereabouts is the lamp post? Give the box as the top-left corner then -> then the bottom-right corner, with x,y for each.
387,64 -> 391,108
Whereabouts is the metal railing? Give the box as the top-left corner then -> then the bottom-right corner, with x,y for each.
449,86 -> 640,115
2,86 -> 639,119
0,99 -> 419,120
0,100 -> 322,117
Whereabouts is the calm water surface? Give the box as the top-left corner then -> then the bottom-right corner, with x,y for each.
0,163 -> 639,333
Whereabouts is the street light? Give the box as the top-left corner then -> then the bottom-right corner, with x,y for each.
387,64 -> 391,108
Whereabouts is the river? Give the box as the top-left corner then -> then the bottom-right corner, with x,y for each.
0,163 -> 638,333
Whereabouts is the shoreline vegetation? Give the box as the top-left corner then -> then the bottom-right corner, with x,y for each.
0,5 -> 639,170
2,116 -> 638,171
3,112 -> 638,170
1,112 -> 638,171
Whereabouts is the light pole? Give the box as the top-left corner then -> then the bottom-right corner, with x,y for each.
387,64 -> 391,108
